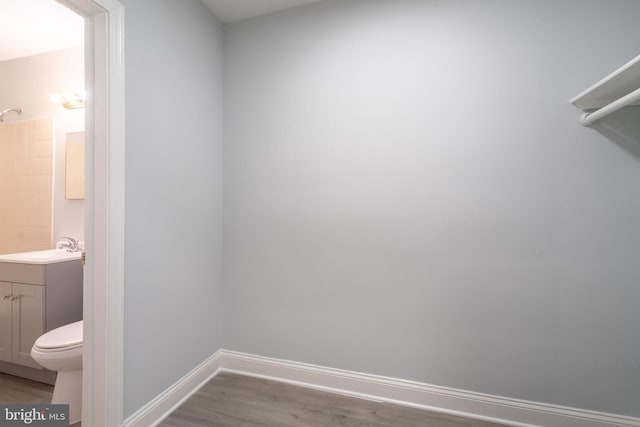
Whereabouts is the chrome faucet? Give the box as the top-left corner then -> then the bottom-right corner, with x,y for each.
59,237 -> 81,252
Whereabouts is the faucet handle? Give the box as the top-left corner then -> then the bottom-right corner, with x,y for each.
58,237 -> 80,251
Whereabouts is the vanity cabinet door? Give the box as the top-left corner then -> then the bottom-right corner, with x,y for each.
11,283 -> 44,369
0,281 -> 11,363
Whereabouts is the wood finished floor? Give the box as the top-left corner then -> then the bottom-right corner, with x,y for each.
0,372 -> 53,404
160,372 -> 509,427
0,373 -> 80,426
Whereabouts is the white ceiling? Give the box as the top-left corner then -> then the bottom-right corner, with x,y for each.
200,0 -> 325,23
0,0 -> 322,62
0,0 -> 83,62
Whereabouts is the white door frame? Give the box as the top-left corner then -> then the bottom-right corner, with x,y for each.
56,1 -> 125,426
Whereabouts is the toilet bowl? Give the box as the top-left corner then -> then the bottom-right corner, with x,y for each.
31,320 -> 83,424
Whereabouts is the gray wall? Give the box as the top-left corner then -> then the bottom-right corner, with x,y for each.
0,48 -> 85,245
122,0 -> 224,417
223,0 -> 640,417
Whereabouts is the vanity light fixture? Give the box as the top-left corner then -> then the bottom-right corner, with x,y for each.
51,91 -> 85,110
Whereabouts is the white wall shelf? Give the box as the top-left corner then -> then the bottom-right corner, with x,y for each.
571,54 -> 640,126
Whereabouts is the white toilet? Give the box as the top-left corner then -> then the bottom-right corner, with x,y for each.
31,320 -> 83,424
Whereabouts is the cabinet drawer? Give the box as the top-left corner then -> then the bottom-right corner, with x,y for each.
0,264 -> 45,285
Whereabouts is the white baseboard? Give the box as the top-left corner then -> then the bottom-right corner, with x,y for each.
123,349 -> 640,427
123,350 -> 223,427
218,350 -> 640,427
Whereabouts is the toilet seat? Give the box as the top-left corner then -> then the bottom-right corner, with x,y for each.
31,320 -> 83,372
33,320 -> 82,351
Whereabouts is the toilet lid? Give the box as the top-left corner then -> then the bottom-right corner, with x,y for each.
34,320 -> 83,350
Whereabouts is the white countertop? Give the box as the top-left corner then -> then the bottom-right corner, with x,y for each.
0,249 -> 82,265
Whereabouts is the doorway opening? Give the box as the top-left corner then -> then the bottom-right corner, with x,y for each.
56,0 -> 125,425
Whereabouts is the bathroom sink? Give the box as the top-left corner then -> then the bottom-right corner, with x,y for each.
15,250 -> 79,260
0,249 -> 82,264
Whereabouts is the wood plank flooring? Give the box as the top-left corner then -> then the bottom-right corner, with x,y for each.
160,372 -> 509,427
0,373 -> 80,427
0,372 -> 53,404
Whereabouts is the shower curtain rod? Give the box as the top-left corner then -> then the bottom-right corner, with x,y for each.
580,87 -> 640,126
0,107 -> 23,122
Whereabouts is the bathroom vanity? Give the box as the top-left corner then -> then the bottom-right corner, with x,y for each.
0,250 -> 83,384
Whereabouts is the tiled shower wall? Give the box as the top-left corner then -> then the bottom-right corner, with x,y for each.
0,118 -> 53,255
